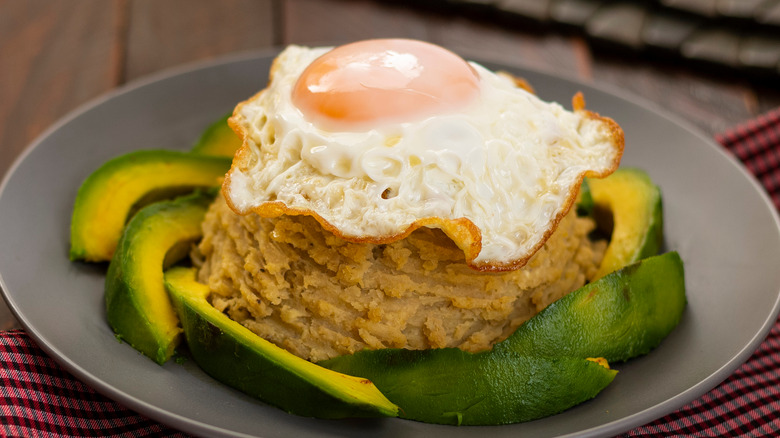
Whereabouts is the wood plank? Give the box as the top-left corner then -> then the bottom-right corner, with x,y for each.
124,0 -> 275,81
0,0 -> 125,330
281,0 -> 587,82
280,0 -> 778,134
587,53 -> 758,136
425,15 -> 588,79
0,0 -> 125,180
756,87 -> 780,117
281,0 -> 430,44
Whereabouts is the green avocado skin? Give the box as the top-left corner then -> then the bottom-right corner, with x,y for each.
165,268 -> 399,419
321,348 -> 616,425
494,251 -> 686,362
576,178 -> 594,217
105,190 -> 216,364
174,297 -> 394,419
320,252 -> 684,425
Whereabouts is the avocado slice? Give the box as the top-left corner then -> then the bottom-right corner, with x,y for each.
163,266 -> 399,419
587,168 -> 663,279
576,178 -> 594,217
191,113 -> 242,157
70,150 -> 231,262
105,190 -> 216,364
320,253 -> 683,424
321,348 -> 616,425
494,251 -> 686,362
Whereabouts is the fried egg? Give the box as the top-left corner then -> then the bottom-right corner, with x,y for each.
224,39 -> 623,271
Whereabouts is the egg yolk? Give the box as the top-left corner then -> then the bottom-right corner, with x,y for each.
292,39 -> 481,131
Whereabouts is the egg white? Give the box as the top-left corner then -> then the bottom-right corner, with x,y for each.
225,44 -> 622,270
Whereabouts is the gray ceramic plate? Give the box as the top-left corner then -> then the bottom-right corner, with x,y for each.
1,49 -> 780,438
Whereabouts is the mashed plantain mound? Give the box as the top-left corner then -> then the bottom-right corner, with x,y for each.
195,195 -> 606,362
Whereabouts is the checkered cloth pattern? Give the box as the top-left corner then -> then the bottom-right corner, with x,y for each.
0,331 -> 187,438
1,107 -> 780,437
716,107 -> 780,212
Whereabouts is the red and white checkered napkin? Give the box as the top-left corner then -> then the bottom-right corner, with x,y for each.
0,331 -> 188,437
1,107 -> 780,437
716,107 -> 780,212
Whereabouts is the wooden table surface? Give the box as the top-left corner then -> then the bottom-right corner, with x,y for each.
1,0 -> 779,329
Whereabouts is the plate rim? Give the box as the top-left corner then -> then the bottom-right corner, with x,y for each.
2,47 -> 780,438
